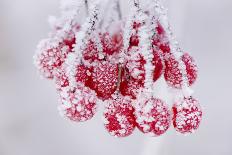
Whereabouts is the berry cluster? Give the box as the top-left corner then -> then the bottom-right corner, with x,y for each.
34,0 -> 202,137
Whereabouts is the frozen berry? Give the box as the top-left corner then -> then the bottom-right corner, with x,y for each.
164,53 -> 198,88
58,86 -> 97,122
34,38 -> 71,79
135,98 -> 171,136
103,95 -> 136,137
172,97 -> 202,134
92,61 -> 118,100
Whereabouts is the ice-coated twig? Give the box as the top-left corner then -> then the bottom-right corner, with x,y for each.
134,1 -> 154,97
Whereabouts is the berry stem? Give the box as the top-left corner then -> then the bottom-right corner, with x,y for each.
116,64 -> 122,90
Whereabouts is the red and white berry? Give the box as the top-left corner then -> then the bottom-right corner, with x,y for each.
172,97 -> 202,134
92,61 -> 119,100
103,95 -> 136,137
58,85 -> 97,122
164,53 -> 198,89
135,97 -> 171,136
34,38 -> 72,79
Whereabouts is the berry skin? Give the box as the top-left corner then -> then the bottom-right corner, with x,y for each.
164,53 -> 198,89
135,98 -> 171,136
92,61 -> 119,100
58,86 -> 97,122
152,50 -> 164,82
34,38 -> 72,79
172,97 -> 202,134
103,96 -> 136,137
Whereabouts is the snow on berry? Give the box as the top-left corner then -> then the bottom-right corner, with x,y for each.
172,97 -> 202,134
135,97 -> 171,136
54,65 -> 69,90
92,61 -> 119,100
82,39 -> 100,63
58,85 -> 97,122
34,38 -> 72,79
164,53 -> 198,89
103,95 -> 136,137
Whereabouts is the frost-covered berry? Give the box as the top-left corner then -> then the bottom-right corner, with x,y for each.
152,50 -> 164,82
164,53 -> 198,88
92,61 -> 118,100
103,95 -> 136,137
82,40 -> 100,63
100,31 -> 123,55
34,38 -> 72,79
172,97 -> 202,134
58,86 -> 97,122
135,98 -> 171,136
182,53 -> 198,86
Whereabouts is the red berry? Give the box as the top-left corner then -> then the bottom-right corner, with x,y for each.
135,98 -> 171,136
83,40 -> 100,63
164,53 -> 198,88
58,86 -> 97,122
103,95 -> 136,137
92,61 -> 118,100
172,97 -> 202,134
100,32 -> 123,55
34,38 -> 72,79
152,50 -> 164,82
182,53 -> 198,86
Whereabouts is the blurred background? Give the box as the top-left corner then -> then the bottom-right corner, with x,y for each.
0,0 -> 232,155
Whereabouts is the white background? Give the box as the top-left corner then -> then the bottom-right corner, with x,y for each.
0,0 -> 231,155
